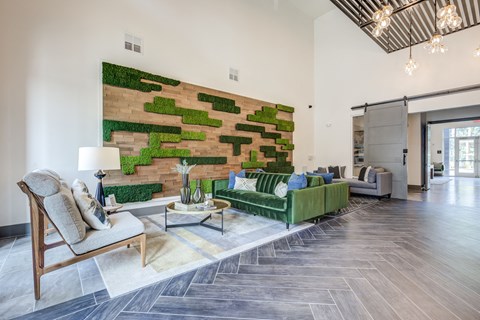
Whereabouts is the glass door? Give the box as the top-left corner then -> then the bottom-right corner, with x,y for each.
455,137 -> 477,177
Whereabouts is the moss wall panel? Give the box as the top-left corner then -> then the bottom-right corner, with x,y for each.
103,63 -> 294,200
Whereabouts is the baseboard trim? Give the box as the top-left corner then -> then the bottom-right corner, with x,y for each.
408,185 -> 423,190
0,223 -> 31,239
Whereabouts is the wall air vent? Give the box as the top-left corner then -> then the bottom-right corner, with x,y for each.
125,34 -> 143,54
229,68 -> 239,82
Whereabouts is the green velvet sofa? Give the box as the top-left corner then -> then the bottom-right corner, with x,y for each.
212,172 -> 349,229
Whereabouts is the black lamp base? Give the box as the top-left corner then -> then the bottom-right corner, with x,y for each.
94,170 -> 107,206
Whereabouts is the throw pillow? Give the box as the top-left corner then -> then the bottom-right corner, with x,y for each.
328,166 -> 341,179
274,181 -> 288,198
340,166 -> 346,178
358,166 -> 367,181
358,166 -> 372,182
255,168 -> 265,173
367,168 -> 377,183
307,172 -> 334,184
71,179 -> 112,230
288,173 -> 307,190
233,177 -> 257,191
228,169 -> 246,189
315,167 -> 328,174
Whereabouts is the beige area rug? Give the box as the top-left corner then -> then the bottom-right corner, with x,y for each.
95,208 -> 312,297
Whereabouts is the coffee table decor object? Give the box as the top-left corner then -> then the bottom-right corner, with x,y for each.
175,160 -> 196,204
165,199 -> 231,235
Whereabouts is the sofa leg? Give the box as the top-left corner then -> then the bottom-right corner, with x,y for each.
286,223 -> 289,230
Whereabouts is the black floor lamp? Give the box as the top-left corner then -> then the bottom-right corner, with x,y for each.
78,147 -> 121,206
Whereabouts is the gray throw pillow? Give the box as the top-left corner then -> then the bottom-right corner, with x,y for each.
72,179 -> 112,230
43,186 -> 86,244
367,168 -> 377,183
23,170 -> 62,197
315,167 -> 328,174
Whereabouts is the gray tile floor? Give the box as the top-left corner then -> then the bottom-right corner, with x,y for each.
3,187 -> 480,319
0,234 -> 106,319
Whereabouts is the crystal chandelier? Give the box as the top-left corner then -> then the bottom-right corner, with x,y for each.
436,1 -> 462,30
425,0 -> 447,54
371,2 -> 394,38
425,33 -> 448,54
405,11 -> 418,76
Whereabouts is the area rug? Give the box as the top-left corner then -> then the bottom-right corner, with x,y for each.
430,177 -> 452,185
94,207 -> 312,297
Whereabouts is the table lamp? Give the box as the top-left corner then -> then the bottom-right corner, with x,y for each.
78,147 -> 121,206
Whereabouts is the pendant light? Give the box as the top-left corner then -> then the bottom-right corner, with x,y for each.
474,46 -> 480,58
405,11 -> 418,76
424,0 -> 447,54
371,1 -> 393,38
437,1 -> 462,30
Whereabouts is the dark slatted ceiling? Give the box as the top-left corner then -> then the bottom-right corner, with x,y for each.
330,0 -> 480,53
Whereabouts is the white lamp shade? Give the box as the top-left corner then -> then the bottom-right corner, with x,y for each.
78,147 -> 121,171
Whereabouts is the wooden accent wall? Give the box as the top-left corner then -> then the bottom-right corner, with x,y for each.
103,74 -> 293,199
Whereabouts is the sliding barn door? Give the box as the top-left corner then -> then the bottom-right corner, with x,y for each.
364,101 -> 408,199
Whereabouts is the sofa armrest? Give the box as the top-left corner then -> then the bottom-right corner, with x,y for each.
286,186 -> 326,224
212,179 -> 229,198
376,172 -> 392,196
324,182 -> 349,213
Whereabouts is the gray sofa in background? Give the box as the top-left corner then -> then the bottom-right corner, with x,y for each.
333,171 -> 392,198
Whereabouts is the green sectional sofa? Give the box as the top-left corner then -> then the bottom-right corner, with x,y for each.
212,172 -> 348,229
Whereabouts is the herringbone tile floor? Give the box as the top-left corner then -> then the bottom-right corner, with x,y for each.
16,198 -> 480,320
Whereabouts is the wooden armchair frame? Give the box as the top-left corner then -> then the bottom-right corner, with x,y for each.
17,181 -> 146,300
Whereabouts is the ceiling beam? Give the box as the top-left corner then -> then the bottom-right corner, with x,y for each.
359,0 -> 430,28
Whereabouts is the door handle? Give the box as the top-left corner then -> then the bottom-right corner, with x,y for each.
403,154 -> 406,165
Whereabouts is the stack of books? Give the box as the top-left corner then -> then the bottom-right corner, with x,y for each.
174,202 -> 197,211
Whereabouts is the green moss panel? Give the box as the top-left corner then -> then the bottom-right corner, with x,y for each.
190,179 -> 213,194
219,136 -> 253,156
235,123 -> 281,140
247,106 -> 294,132
180,131 -> 206,141
145,96 -> 222,127
103,120 -> 181,142
104,183 -> 162,203
179,157 -> 227,165
241,150 -> 265,169
121,132 -> 191,175
198,93 -> 235,106
102,62 -> 180,92
276,104 -> 295,113
198,93 -> 241,114
275,138 -> 295,150
264,166 -> 295,174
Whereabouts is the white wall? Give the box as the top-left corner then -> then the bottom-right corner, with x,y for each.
314,9 -> 480,177
0,0 -> 314,227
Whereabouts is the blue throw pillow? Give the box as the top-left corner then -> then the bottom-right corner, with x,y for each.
288,173 -> 307,190
307,172 -> 334,184
228,170 -> 246,189
255,168 -> 265,173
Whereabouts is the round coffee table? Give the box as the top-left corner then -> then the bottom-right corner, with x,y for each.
165,199 -> 231,235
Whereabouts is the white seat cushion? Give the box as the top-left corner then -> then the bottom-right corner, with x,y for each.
70,211 -> 144,255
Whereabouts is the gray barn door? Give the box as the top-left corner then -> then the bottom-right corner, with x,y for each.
364,101 -> 408,199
